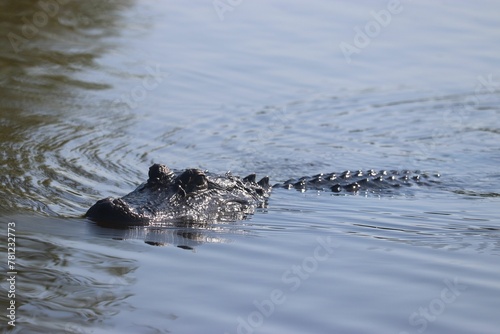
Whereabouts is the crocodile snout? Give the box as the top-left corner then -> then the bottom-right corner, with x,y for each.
85,197 -> 148,228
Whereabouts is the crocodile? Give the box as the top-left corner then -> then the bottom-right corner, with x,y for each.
86,163 -> 440,228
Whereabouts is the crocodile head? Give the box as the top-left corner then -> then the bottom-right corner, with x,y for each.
86,164 -> 270,228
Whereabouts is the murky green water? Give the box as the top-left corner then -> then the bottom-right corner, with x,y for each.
1,1 -> 499,333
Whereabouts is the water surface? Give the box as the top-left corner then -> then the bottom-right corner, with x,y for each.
1,1 -> 499,333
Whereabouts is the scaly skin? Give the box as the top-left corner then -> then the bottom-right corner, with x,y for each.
275,169 -> 440,192
86,164 -> 271,228
86,164 -> 439,228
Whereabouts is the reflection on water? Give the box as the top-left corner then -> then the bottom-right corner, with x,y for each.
0,0 -> 139,216
13,237 -> 135,333
0,0 -> 128,96
1,197 -> 499,333
0,216 -> 140,333
89,222 -> 235,249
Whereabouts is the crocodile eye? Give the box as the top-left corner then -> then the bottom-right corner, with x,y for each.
176,169 -> 208,194
191,174 -> 208,190
148,164 -> 174,184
